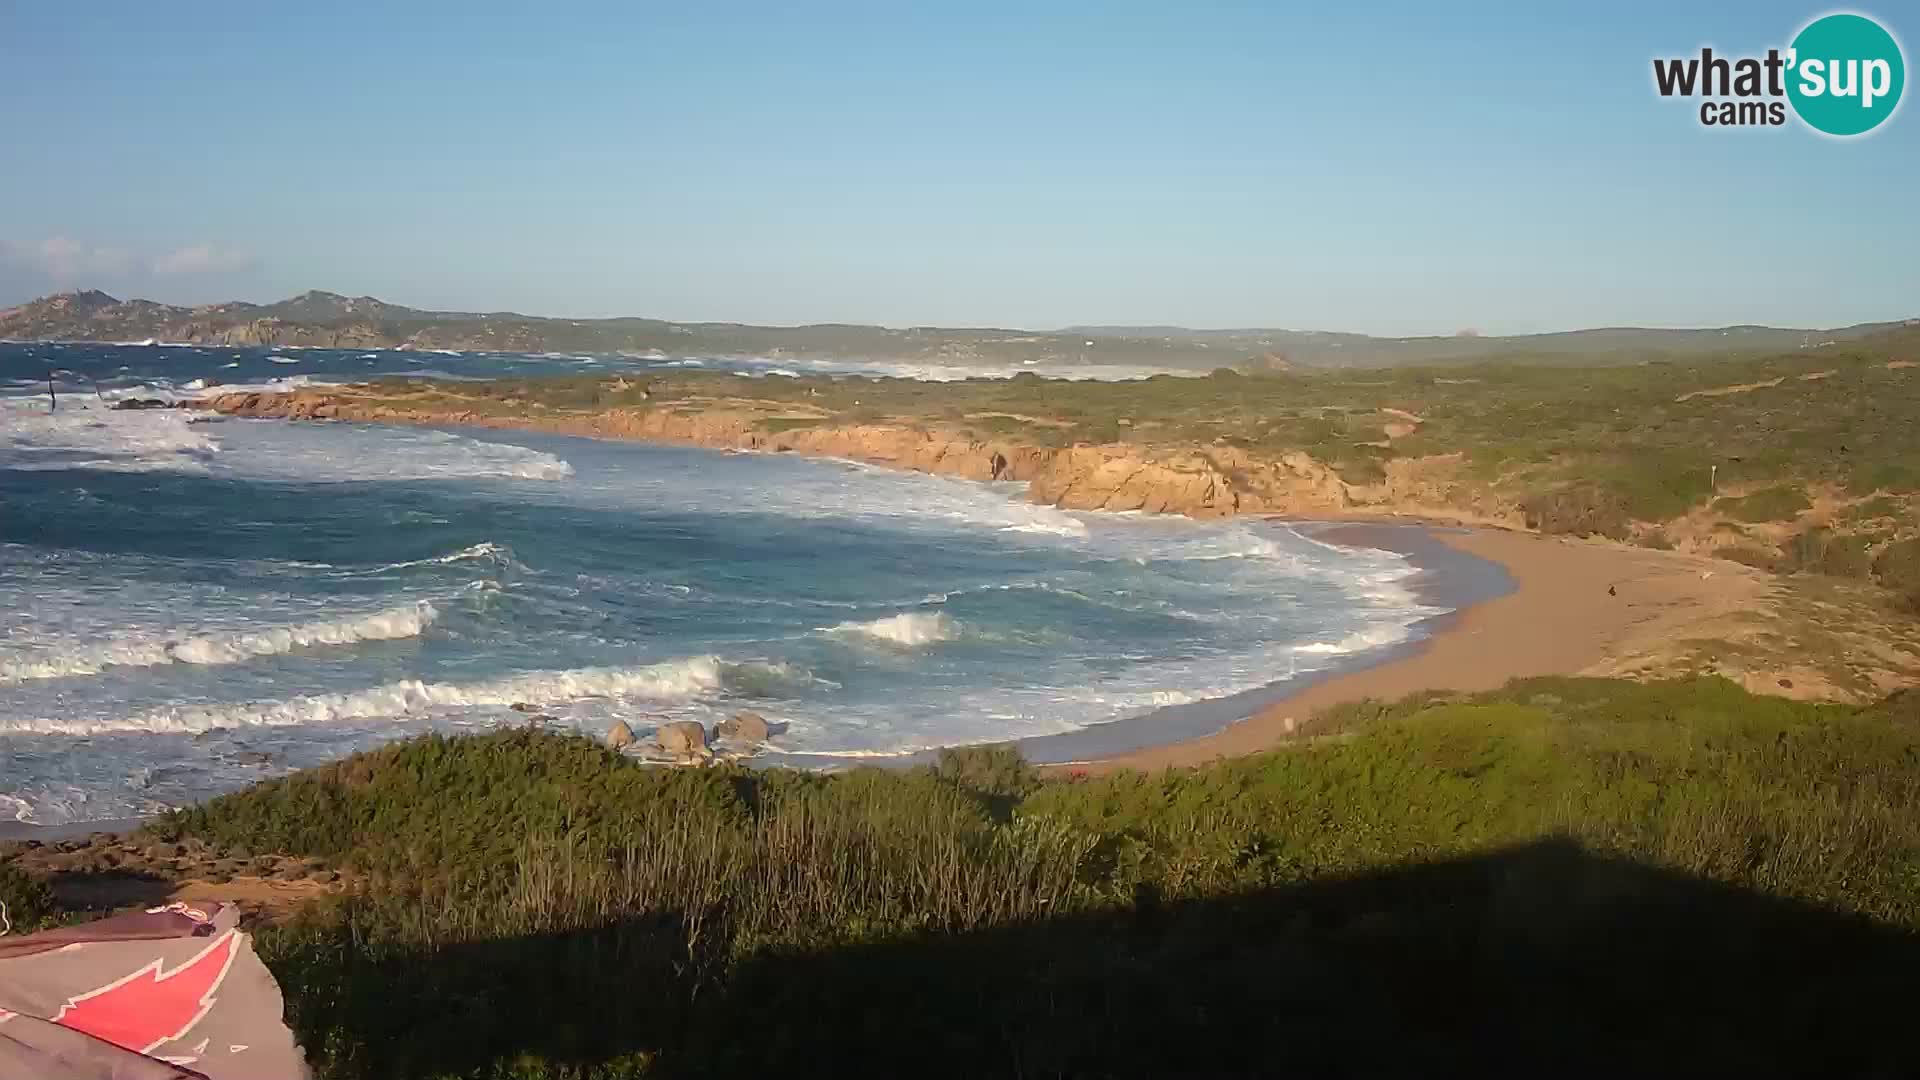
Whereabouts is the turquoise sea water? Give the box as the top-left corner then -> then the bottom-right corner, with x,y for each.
1,343 -> 1441,825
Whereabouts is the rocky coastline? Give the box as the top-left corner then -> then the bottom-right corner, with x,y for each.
196,387 -> 1523,526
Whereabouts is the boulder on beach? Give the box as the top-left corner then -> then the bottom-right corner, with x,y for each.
716,710 -> 772,745
110,398 -> 171,411
606,720 -> 635,750
509,702 -> 538,713
656,720 -> 712,759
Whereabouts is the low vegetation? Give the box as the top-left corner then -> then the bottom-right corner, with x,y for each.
95,676 -> 1916,1076
1717,484 -> 1813,523
334,325 -> 1920,591
0,860 -> 58,933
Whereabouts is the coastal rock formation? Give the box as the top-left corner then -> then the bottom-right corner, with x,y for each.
196,388 -> 1526,526
656,720 -> 711,760
717,710 -> 771,744
606,720 -> 635,751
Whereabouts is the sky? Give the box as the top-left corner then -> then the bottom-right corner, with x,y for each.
2,1 -> 1915,335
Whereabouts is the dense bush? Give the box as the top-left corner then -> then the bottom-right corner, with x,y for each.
1718,485 -> 1813,523
1636,527 -> 1675,550
1875,538 -> 1920,594
1788,527 -> 1874,578
1521,485 -> 1630,539
132,677 -> 1920,1077
0,860 -> 57,933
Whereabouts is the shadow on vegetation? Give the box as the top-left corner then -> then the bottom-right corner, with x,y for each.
283,838 -> 1918,1078
44,868 -> 177,912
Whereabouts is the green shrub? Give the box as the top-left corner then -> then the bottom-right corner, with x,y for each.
1522,486 -> 1630,539
1788,528 -> 1874,578
1847,495 -> 1905,521
1604,454 -> 1716,520
1873,538 -> 1920,593
147,676 -> 1920,1077
931,743 -> 1040,801
1717,485 -> 1813,523
0,861 -> 57,933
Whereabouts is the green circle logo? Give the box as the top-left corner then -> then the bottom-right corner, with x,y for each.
1787,13 -> 1905,136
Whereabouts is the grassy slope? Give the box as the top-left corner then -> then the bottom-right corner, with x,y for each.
124,676 -> 1920,1077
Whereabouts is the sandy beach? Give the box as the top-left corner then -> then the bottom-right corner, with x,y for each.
1073,524 -> 1769,772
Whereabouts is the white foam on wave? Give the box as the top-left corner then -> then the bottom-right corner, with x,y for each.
0,655 -> 772,736
1290,623 -> 1414,656
769,746 -> 928,761
744,458 -> 1095,542
267,355 -> 300,365
352,541 -> 513,574
0,601 -> 440,684
1183,536 -> 1287,561
827,611 -> 957,647
713,355 -> 1206,383
0,398 -> 220,472
999,510 -> 1091,538
210,425 -> 575,484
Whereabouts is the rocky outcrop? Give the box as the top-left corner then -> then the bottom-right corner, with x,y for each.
655,721 -> 712,760
198,388 -> 1522,526
606,720 -> 635,751
716,710 -> 772,745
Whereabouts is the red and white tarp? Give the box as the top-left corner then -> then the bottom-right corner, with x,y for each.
0,902 -> 309,1079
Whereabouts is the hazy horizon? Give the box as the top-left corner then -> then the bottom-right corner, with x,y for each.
11,283 -> 1915,340
3,2 -> 1914,336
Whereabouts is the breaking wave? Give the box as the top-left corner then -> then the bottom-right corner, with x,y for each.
827,611 -> 958,647
0,601 -> 441,684
1291,623 -> 1414,656
0,654 -> 810,736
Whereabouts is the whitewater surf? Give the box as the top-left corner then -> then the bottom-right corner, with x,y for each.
1,342 -> 1445,825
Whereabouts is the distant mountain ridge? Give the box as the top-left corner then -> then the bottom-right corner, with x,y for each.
2,289 -> 1910,370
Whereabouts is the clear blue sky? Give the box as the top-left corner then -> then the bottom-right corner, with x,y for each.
2,1 -> 1914,334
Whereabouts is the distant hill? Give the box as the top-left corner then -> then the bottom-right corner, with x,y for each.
1064,322 -> 1918,366
1,289 -> 1910,370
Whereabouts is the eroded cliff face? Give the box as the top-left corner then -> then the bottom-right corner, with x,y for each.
198,389 -> 1523,525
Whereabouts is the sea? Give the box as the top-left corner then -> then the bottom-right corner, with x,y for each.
0,341 -> 1444,826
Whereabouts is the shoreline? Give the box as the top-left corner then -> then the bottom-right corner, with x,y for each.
0,407 -> 1772,835
991,521 -> 1508,768
192,386 -> 1528,528
1070,524 -> 1767,772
